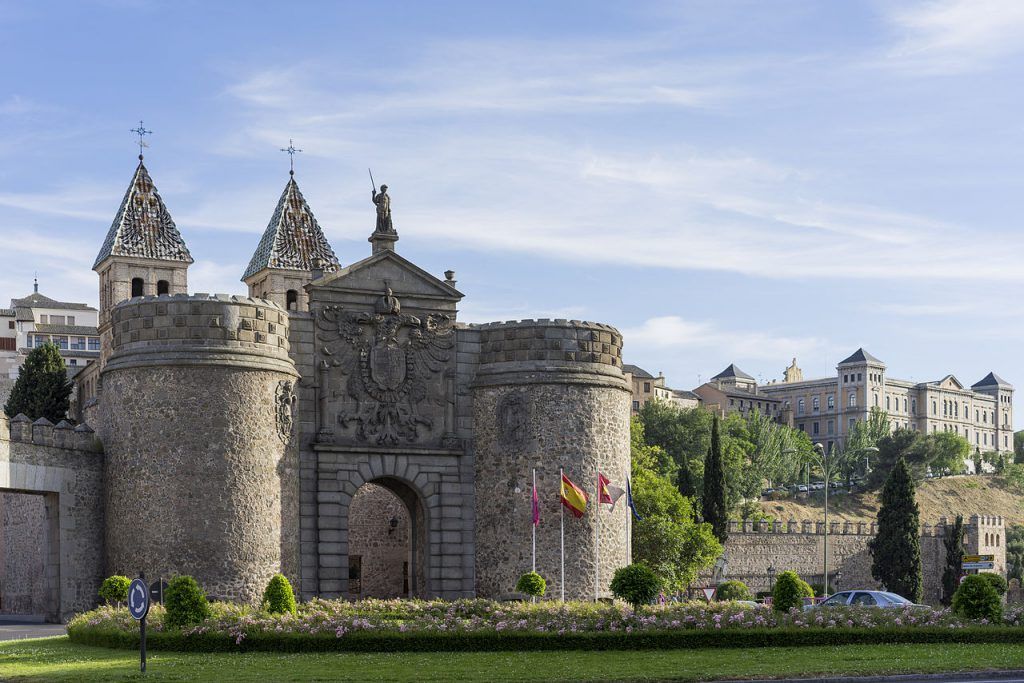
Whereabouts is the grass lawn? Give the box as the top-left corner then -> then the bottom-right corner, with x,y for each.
3,638 -> 1024,682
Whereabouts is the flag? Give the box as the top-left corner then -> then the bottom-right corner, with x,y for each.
560,473 -> 588,518
598,472 -> 625,510
626,476 -> 642,521
531,480 -> 540,527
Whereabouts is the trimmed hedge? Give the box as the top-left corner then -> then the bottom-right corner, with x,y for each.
67,623 -> 1024,654
262,574 -> 297,616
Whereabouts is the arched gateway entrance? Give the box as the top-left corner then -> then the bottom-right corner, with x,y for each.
346,478 -> 426,599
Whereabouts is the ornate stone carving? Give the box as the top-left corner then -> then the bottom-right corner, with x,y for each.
496,393 -> 528,447
276,380 -> 296,444
316,288 -> 454,445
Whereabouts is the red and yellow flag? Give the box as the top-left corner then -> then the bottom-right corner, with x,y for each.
560,473 -> 588,518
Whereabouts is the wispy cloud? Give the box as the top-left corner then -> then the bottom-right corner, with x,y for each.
880,0 -> 1024,74
621,315 -> 825,362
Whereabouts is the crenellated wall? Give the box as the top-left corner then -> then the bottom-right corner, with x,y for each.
0,414 -> 104,621
704,515 -> 1005,604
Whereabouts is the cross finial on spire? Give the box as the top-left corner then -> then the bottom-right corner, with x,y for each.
280,139 -> 302,176
130,120 -> 152,160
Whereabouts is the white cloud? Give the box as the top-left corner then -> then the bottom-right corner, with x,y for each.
881,0 -> 1024,74
621,315 -> 824,362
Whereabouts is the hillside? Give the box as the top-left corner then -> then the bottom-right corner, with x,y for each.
758,475 -> 1024,527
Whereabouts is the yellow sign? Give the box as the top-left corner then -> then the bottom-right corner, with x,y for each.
963,555 -> 995,563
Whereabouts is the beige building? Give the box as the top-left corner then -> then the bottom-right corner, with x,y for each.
692,364 -> 782,421
623,364 -> 699,414
705,350 -> 1013,460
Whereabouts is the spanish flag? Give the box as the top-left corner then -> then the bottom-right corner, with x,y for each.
560,473 -> 588,518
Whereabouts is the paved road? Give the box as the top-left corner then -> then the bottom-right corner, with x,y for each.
0,621 -> 66,641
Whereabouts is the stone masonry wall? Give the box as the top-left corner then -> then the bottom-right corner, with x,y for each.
0,416 -> 104,621
347,483 -> 412,598
0,492 -> 47,614
472,320 -> 631,600
704,516 -> 1005,604
101,294 -> 298,603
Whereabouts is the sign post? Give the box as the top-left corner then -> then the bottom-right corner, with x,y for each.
128,573 -> 151,673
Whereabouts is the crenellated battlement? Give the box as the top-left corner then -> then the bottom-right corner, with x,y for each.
3,414 -> 100,453
105,293 -> 296,375
472,318 -> 624,369
726,515 -> 1001,538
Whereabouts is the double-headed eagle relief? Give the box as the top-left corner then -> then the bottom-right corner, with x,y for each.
316,287 -> 454,445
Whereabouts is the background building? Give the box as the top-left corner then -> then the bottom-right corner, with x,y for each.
0,282 -> 99,380
623,364 -> 700,414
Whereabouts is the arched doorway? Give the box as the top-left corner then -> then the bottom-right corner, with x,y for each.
347,478 -> 426,599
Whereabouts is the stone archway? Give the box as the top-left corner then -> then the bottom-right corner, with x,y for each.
346,478 -> 426,599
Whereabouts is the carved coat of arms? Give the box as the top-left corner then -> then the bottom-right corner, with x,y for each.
275,380 -> 296,444
316,288 -> 454,445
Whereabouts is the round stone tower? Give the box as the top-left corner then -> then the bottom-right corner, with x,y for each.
472,319 -> 631,600
100,294 -> 299,602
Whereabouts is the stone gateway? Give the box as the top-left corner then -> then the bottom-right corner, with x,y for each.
4,158 -> 633,615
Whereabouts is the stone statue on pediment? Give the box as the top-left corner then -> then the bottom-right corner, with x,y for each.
784,358 -> 803,383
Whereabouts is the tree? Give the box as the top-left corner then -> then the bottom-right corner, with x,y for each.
610,563 -> 662,609
3,343 -> 72,423
868,428 -> 927,489
702,415 -> 728,543
928,432 -> 970,476
639,402 -> 708,492
940,515 -> 965,606
630,417 -> 721,592
868,458 -> 922,602
1015,431 -> 1024,464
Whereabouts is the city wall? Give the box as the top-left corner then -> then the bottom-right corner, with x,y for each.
703,516 -> 1005,604
0,415 -> 104,621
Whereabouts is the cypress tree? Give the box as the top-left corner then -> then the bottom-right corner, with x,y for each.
702,415 -> 728,542
940,515 -> 965,606
3,343 -> 72,423
868,457 -> 922,602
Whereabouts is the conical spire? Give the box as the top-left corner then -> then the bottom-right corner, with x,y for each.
94,159 -> 192,269
242,176 -> 340,280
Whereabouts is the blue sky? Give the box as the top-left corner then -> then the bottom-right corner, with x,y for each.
3,0 -> 1024,398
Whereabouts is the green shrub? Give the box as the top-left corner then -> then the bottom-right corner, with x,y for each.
609,563 -> 662,609
515,571 -> 546,598
98,575 -> 131,605
715,580 -> 752,601
952,574 -> 1002,621
164,575 -> 211,630
262,574 -> 297,616
772,570 -> 814,612
979,572 -> 1008,597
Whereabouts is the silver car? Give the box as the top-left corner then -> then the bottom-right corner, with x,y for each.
814,590 -> 925,608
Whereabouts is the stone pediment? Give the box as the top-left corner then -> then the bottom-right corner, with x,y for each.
311,251 -> 462,305
937,374 -> 964,390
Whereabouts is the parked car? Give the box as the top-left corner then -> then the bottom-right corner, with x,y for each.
761,488 -> 775,497
811,590 -> 926,609
797,484 -> 809,493
811,482 -> 825,491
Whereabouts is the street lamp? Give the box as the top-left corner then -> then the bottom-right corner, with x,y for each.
805,442 -> 832,597
857,446 -> 879,478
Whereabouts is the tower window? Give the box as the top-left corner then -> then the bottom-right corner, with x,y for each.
286,289 -> 299,311
157,280 -> 170,295
131,278 -> 144,297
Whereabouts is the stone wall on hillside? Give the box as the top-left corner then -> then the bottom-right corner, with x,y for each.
702,516 -> 1005,604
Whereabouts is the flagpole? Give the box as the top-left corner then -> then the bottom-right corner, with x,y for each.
532,468 -> 537,574
595,463 -> 600,602
560,467 -> 565,603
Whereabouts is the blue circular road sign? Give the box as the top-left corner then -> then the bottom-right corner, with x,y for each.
128,578 -> 150,620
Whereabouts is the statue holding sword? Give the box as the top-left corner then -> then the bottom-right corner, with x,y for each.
369,169 -> 394,234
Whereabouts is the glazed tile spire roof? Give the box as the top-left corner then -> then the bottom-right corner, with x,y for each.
242,176 -> 340,280
93,158 -> 193,269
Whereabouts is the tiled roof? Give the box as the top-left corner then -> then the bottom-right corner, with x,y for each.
94,159 -> 192,268
242,176 -> 340,280
622,364 -> 654,379
10,292 -> 95,311
711,363 -> 755,381
672,389 -> 700,400
838,348 -> 883,365
33,324 -> 99,335
973,372 -> 1012,389
0,308 -> 13,317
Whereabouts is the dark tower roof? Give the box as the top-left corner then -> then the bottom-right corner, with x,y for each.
972,372 -> 1012,389
94,159 -> 192,269
711,363 -> 755,381
242,176 -> 340,281
838,348 -> 883,365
